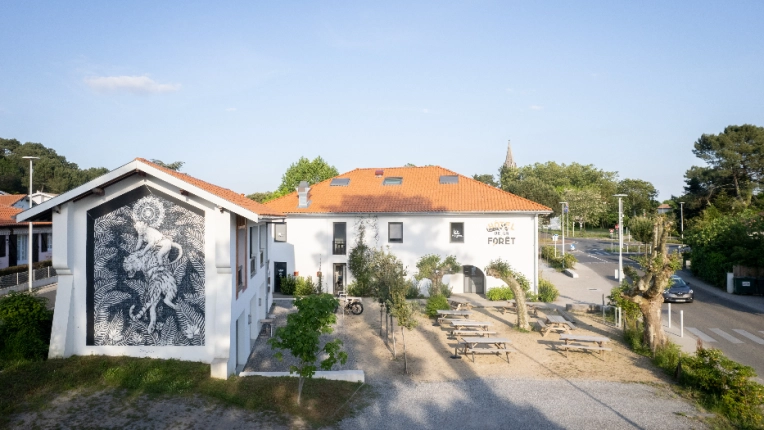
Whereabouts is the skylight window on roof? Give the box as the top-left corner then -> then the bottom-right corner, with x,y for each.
439,175 -> 458,184
382,177 -> 403,186
330,178 -> 350,187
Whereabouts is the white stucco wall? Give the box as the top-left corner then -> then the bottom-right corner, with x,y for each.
274,213 -> 540,295
47,174 -> 270,379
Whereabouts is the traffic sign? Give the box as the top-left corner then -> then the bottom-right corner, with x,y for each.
552,234 -> 559,242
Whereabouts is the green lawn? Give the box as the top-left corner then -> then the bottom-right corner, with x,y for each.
0,356 -> 366,427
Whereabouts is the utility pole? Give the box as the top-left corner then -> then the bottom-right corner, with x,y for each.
22,156 -> 40,292
614,194 -> 627,284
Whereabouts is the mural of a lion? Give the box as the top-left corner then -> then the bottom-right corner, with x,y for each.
124,249 -> 179,334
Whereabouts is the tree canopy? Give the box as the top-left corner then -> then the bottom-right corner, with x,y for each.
0,138 -> 108,194
150,159 -> 184,171
472,173 -> 498,187
248,156 -> 339,203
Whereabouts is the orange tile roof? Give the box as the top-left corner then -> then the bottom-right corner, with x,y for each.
0,194 -> 26,207
0,206 -> 22,223
265,166 -> 553,214
135,158 -> 285,218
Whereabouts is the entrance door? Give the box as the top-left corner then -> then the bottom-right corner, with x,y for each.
8,234 -> 17,267
463,265 -> 485,294
333,263 -> 346,294
274,262 -> 287,293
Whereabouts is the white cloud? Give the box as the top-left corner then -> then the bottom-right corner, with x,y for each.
529,105 -> 544,111
84,75 -> 181,94
226,107 -> 237,112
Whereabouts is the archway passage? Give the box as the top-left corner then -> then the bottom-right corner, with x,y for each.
463,265 -> 485,294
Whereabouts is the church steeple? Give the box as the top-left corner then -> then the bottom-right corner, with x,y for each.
504,140 -> 517,169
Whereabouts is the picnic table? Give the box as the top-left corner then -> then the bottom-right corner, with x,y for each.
456,337 -> 514,363
436,309 -> 473,324
497,300 -> 551,317
449,300 -> 473,311
558,334 -> 612,358
537,315 -> 575,337
448,320 -> 493,339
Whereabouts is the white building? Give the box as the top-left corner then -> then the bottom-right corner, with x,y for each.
264,166 -> 552,295
18,158 -> 286,378
0,197 -> 53,269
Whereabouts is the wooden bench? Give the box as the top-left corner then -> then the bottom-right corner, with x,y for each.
536,320 -> 566,337
449,330 -> 497,339
438,317 -> 479,325
449,301 -> 474,311
497,302 -> 549,317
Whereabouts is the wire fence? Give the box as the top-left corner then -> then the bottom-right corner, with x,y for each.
0,266 -> 57,289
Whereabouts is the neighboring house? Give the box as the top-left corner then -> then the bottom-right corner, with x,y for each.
18,158 -> 286,378
657,204 -> 673,214
0,201 -> 53,269
264,166 -> 552,295
0,194 -> 29,209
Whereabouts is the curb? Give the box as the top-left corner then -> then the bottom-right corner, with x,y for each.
239,370 -> 365,383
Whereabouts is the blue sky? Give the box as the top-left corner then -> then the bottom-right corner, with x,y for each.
1,1 -> 762,200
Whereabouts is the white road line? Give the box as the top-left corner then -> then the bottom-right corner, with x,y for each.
686,327 -> 716,342
586,253 -> 608,262
709,328 -> 743,344
732,330 -> 764,345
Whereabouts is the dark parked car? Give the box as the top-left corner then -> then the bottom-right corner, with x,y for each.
663,275 -> 694,303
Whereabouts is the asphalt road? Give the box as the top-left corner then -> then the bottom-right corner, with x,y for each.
564,237 -> 764,379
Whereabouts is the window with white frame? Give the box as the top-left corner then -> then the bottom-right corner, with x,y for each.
17,235 -> 27,263
249,226 -> 257,277
259,225 -> 267,267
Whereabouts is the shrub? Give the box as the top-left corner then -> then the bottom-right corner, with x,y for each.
424,294 -> 450,318
0,292 -> 53,364
279,275 -> 297,295
294,277 -> 315,296
486,286 -> 514,301
537,278 -> 559,302
405,280 -> 421,299
541,245 -> 577,270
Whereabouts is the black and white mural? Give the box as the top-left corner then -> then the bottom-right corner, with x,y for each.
86,186 -> 206,346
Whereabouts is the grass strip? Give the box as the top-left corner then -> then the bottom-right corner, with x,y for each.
0,355 -> 366,428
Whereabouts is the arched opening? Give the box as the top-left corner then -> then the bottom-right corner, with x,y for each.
463,265 -> 485,294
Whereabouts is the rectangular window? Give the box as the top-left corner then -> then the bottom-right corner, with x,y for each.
450,222 -> 465,243
388,222 -> 403,243
249,226 -> 257,277
47,234 -> 52,251
383,177 -> 403,186
330,178 -> 350,186
260,225 -> 267,266
333,222 -> 347,255
439,175 -> 458,184
0,235 -> 5,257
18,235 -> 27,262
274,223 -> 287,242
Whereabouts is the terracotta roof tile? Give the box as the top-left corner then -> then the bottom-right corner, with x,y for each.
265,166 -> 552,214
0,206 -> 22,223
0,194 -> 26,207
135,158 -> 285,218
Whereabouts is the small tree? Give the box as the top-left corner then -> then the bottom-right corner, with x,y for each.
347,216 -> 379,296
621,215 -> 682,352
628,215 -> 654,256
389,288 -> 418,374
268,294 -> 347,406
414,254 -> 461,296
484,259 -> 532,330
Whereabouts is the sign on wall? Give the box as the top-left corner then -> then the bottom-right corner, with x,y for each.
486,221 -> 516,245
86,186 -> 206,346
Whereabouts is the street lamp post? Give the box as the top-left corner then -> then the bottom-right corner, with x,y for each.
679,202 -> 685,242
22,156 -> 40,292
614,194 -> 627,284
559,202 -> 568,260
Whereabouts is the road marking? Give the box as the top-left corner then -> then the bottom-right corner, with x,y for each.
586,253 -> 608,262
732,330 -> 764,345
709,328 -> 743,344
686,328 -> 716,342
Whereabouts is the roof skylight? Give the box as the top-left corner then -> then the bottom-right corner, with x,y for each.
382,177 -> 403,186
439,175 -> 458,184
330,178 -> 350,187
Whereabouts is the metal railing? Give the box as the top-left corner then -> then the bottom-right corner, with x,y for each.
0,266 -> 57,289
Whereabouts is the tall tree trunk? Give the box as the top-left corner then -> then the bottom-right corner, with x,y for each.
402,327 -> 408,374
510,287 -> 531,330
640,298 -> 667,351
297,376 -> 304,406
379,303 -> 383,336
391,315 -> 396,358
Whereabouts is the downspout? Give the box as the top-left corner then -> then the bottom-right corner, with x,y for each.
533,214 -> 539,295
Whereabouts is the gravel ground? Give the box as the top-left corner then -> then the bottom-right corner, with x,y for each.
337,378 -> 705,430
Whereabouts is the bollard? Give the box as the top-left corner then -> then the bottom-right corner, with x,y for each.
680,310 -> 684,338
668,303 -> 671,329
